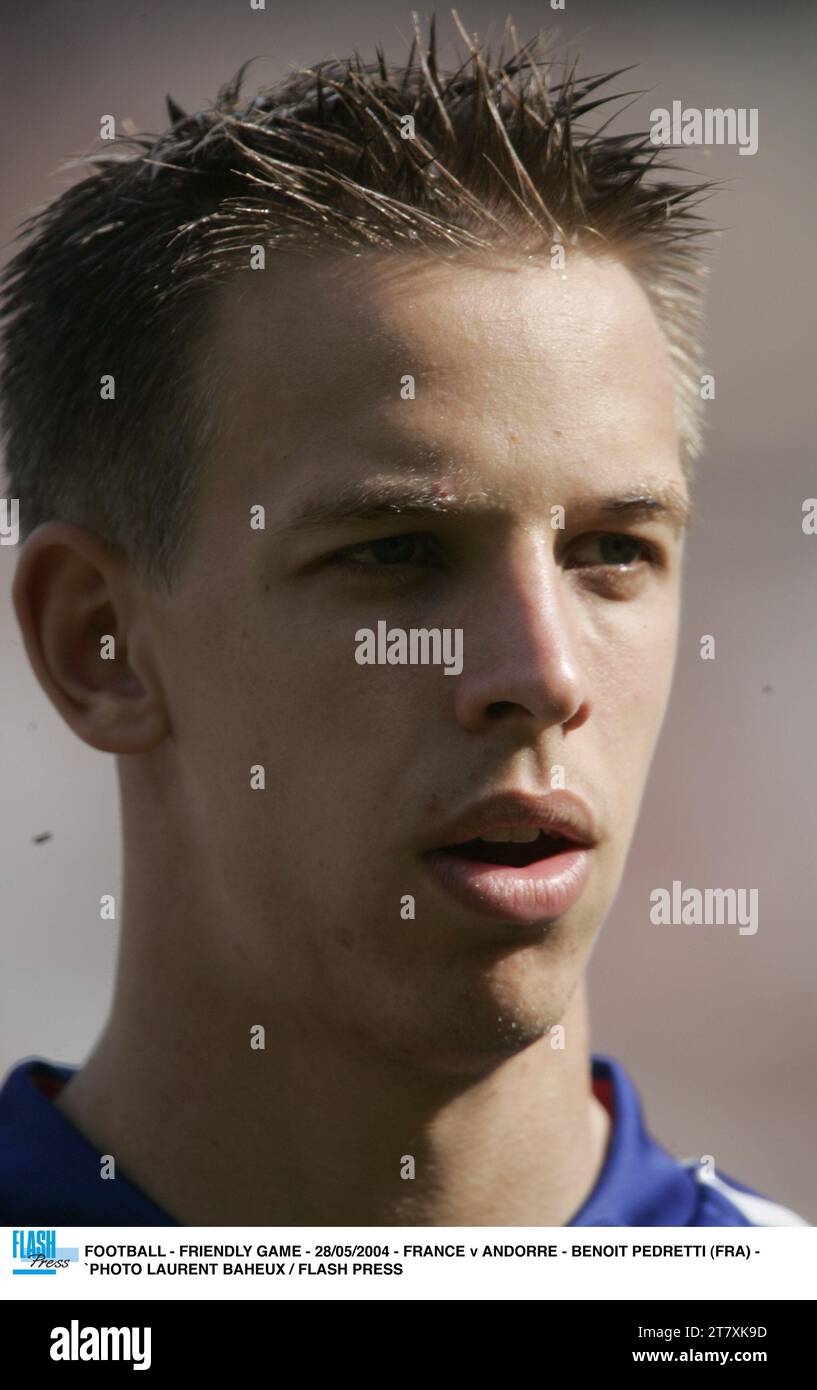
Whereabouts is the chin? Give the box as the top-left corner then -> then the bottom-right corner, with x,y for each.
421,1029 -> 547,1082
373,999 -> 560,1082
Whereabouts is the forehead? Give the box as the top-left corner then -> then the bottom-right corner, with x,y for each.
200,249 -> 680,512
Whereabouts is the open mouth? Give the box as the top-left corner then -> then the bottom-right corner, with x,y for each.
425,799 -> 595,923
438,831 -> 574,869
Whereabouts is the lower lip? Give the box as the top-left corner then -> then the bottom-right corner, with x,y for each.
424,846 -> 593,925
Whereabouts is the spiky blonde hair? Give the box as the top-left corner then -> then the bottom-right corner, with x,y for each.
1,10 -> 716,590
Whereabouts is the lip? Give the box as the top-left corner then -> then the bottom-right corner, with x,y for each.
423,789 -> 598,853
422,789 -> 597,926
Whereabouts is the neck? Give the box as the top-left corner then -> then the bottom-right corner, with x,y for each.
58,982 -> 609,1227
57,789 -> 610,1225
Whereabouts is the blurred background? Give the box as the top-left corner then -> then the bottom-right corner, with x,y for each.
1,0 -> 815,1220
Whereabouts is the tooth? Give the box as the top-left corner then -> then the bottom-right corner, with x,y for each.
478,827 -> 541,844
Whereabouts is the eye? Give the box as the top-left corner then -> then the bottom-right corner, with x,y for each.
330,532 -> 441,570
566,532 -> 660,569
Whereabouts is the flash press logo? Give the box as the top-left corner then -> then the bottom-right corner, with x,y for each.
11,1228 -> 78,1275
50,1320 -> 152,1371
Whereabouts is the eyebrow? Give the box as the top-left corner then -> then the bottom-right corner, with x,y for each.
272,479 -> 489,532
591,486 -> 695,537
272,477 -> 694,536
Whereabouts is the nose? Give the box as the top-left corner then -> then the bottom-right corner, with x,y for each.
453,535 -> 591,738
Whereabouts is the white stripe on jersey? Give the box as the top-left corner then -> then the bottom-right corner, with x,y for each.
682,1160 -> 809,1226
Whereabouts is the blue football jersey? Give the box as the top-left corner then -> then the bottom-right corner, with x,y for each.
0,1052 -> 808,1226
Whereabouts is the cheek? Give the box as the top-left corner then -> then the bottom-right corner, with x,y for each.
585,597 -> 680,732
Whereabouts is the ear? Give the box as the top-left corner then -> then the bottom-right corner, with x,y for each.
11,520 -> 170,754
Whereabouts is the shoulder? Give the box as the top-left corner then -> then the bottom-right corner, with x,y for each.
0,1055 -> 79,1223
0,1054 -> 177,1226
584,1054 -> 810,1228
682,1160 -> 810,1227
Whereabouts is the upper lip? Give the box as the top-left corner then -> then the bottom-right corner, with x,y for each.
425,789 -> 598,851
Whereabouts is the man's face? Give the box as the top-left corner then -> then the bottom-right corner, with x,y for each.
140,250 -> 688,1076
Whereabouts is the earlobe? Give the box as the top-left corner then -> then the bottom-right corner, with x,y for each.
11,520 -> 170,756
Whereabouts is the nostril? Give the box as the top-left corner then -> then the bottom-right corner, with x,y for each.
485,700 -> 524,720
